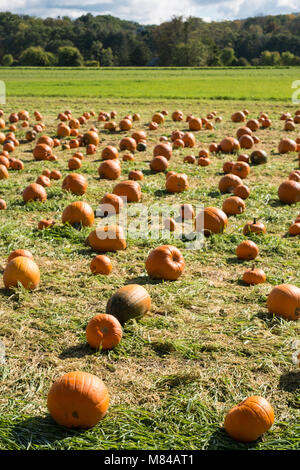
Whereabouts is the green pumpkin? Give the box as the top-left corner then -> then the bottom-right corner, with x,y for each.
137,142 -> 147,152
250,150 -> 268,165
106,284 -> 151,323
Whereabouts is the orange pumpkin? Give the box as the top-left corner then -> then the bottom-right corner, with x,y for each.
243,218 -> 266,236
98,160 -> 121,180
243,267 -> 266,285
195,207 -> 228,236
38,219 -> 55,230
101,146 -> 119,160
0,198 -> 6,210
233,184 -> 250,200
62,201 -> 94,227
145,245 -> 185,281
87,225 -> 126,252
47,371 -> 109,429
150,156 -> 169,172
165,173 -> 188,193
128,170 -> 143,181
222,196 -> 245,216
86,314 -> 122,350
236,240 -> 259,260
8,249 -> 34,263
219,174 -> 243,193
267,284 -> 300,321
153,143 -> 172,160
3,256 -> 40,290
225,396 -> 274,442
112,180 -> 141,203
0,164 -> 9,179
22,183 -> 47,203
119,137 -> 136,152
62,174 -> 87,196
90,255 -> 112,275
99,193 -> 124,216
278,180 -> 300,204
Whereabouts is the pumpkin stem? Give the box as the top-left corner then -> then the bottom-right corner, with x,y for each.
253,217 -> 257,224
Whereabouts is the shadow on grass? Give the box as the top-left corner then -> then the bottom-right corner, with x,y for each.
10,415 -> 85,447
59,342 -> 95,359
124,275 -> 163,286
206,428 -> 256,450
268,199 -> 285,208
226,257 -> 244,265
207,190 -> 221,198
279,371 -> 300,392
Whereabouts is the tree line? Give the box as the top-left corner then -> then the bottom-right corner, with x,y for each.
1,11 -> 300,67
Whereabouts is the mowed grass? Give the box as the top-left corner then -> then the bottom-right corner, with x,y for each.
1,67 -> 300,100
0,94 -> 299,450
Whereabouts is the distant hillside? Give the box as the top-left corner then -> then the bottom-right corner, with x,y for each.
0,11 -> 300,66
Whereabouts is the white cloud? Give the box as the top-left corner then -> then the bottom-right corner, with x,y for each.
1,0 -> 299,24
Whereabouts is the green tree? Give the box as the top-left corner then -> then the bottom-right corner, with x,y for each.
19,46 -> 55,66
172,40 -> 209,66
220,47 -> 236,66
2,54 -> 13,66
259,50 -> 281,65
57,46 -> 83,66
100,47 -> 114,66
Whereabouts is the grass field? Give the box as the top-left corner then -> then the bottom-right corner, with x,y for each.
1,67 -> 300,101
0,68 -> 299,450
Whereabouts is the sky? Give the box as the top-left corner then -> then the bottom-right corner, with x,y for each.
0,0 -> 299,24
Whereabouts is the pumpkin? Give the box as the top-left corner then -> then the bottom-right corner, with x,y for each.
33,143 -> 52,161
112,180 -> 141,203
289,170 -> 300,183
62,201 -> 94,227
236,240 -> 259,260
35,175 -> 51,188
150,156 -> 169,172
119,119 -> 132,131
184,155 -> 196,164
171,130 -> 184,142
222,196 -> 245,216
278,138 -> 297,154
232,161 -> 250,179
87,225 -> 126,252
132,131 -> 147,143
231,111 -> 246,123
129,170 -> 143,181
189,118 -> 202,131
172,139 -> 184,149
57,123 -> 71,138
224,396 -> 274,442
22,183 -> 47,203
218,174 -> 243,193
243,267 -> 266,285
145,245 -> 185,281
47,371 -> 109,429
62,174 -> 87,196
0,155 -> 9,168
198,157 -> 210,167
86,314 -> 122,350
153,143 -> 172,160
233,184 -> 250,200
239,135 -> 254,150
90,255 -> 112,275
236,126 -> 252,139
243,218 -> 266,236
237,154 -> 250,163
50,170 -> 62,180
99,193 -> 124,216
267,284 -> 300,321
198,149 -> 209,158
119,137 -> 137,152
38,219 -> 55,230
98,160 -> 121,180
278,180 -> 300,204
149,121 -> 158,130
223,161 -> 234,174
8,249 -> 34,263
106,284 -> 151,323
137,141 -> 147,152
182,132 -> 196,148
261,118 -> 272,128
166,173 -> 188,193
152,113 -> 164,124
0,164 -> 8,179
83,131 -> 99,146
289,222 -> 300,236
246,119 -> 259,132
180,204 -> 195,220
3,256 -> 40,290
101,146 -> 119,160
163,217 -> 176,232
11,159 -> 24,171
172,110 -> 184,121
250,150 -> 268,165
220,137 -> 239,154
284,120 -> 295,131
37,135 -> 54,148
0,198 -> 6,210
195,207 -> 228,236
86,144 -> 96,155
292,350 -> 300,367
122,153 -> 134,162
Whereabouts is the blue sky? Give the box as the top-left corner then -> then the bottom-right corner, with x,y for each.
0,0 -> 299,24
